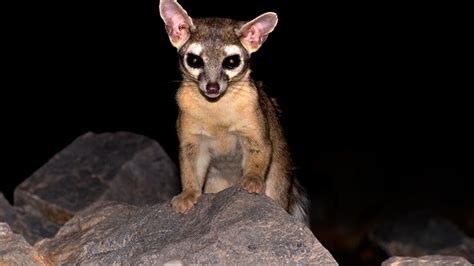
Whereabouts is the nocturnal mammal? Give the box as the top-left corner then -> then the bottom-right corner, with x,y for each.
159,0 -> 309,225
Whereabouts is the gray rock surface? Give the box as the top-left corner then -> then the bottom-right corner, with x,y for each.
0,223 -> 47,265
35,186 -> 337,265
14,131 -> 179,227
382,255 -> 472,266
1,192 -> 59,244
11,206 -> 61,245
0,193 -> 15,225
371,213 -> 474,263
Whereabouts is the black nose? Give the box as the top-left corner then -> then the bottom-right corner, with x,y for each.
206,82 -> 220,94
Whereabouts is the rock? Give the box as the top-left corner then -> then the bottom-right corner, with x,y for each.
10,206 -> 61,244
14,131 -> 179,227
0,193 -> 15,225
382,255 -> 472,266
371,213 -> 474,263
1,192 -> 60,244
35,186 -> 337,265
0,223 -> 48,265
9,131 -> 178,244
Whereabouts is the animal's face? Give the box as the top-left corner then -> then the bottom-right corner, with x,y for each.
178,18 -> 249,99
159,0 -> 278,99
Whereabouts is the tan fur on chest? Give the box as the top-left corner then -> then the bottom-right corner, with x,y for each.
177,81 -> 259,155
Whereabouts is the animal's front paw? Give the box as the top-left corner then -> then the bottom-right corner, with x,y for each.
171,191 -> 200,214
240,175 -> 265,194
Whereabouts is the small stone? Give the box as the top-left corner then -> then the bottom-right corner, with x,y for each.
382,255 -> 472,266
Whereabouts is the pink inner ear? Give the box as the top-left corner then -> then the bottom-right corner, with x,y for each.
170,20 -> 188,43
160,2 -> 191,45
239,13 -> 277,52
245,25 -> 262,48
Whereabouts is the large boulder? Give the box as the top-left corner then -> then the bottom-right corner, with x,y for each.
34,186 -> 337,265
14,131 -> 179,227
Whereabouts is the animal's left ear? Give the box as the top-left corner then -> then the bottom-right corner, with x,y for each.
238,12 -> 278,54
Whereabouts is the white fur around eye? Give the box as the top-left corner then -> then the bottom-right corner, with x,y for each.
187,43 -> 203,55
224,62 -> 244,78
224,45 -> 241,56
184,43 -> 203,77
224,45 -> 244,78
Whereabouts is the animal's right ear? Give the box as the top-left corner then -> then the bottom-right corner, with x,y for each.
159,0 -> 194,49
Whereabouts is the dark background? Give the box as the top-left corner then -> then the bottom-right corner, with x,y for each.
2,0 -> 472,264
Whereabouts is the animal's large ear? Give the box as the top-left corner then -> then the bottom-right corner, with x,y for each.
238,12 -> 278,54
159,0 -> 194,49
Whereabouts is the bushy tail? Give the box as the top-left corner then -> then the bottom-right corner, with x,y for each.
289,179 -> 310,226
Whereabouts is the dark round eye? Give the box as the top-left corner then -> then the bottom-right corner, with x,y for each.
222,55 -> 241,70
186,53 -> 204,69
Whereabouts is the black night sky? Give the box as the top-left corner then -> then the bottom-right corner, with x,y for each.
2,0 -> 472,264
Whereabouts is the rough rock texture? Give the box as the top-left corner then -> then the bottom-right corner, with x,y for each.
0,193 -> 15,225
35,186 -> 337,265
371,213 -> 474,263
12,206 -> 61,245
382,255 -> 472,266
0,223 -> 48,265
14,131 -> 179,227
1,192 -> 60,244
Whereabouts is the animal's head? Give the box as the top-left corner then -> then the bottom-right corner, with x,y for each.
159,0 -> 278,99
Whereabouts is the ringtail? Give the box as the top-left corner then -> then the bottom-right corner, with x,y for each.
159,0 -> 309,225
